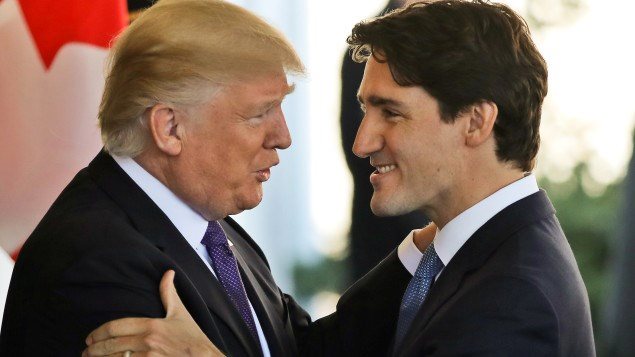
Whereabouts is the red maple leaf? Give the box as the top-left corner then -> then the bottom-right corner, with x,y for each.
17,0 -> 128,69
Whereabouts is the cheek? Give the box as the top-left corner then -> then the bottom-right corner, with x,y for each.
389,130 -> 429,167
397,137 -> 446,183
221,146 -> 261,187
204,140 -> 248,172
240,135 -> 268,164
200,128 -> 267,185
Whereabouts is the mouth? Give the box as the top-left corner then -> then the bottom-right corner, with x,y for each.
256,168 -> 271,182
374,164 -> 397,174
255,161 -> 278,182
370,163 -> 397,185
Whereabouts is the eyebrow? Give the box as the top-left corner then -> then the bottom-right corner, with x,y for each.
357,94 -> 405,108
254,83 -> 296,112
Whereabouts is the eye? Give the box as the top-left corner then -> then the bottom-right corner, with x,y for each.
246,112 -> 266,126
251,107 -> 271,121
382,108 -> 399,118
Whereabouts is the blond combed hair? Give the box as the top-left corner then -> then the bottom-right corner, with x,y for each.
99,0 -> 305,157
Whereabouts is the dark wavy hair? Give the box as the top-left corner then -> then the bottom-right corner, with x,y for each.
347,0 -> 548,171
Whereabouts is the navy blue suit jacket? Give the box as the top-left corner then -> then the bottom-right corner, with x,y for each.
384,191 -> 596,356
310,190 -> 595,356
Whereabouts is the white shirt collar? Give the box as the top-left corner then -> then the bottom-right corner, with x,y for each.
111,154 -> 209,249
398,174 -> 539,275
434,173 -> 538,266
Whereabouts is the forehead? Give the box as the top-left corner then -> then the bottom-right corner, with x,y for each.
358,57 -> 434,108
228,71 -> 292,98
204,71 -> 292,112
190,71 -> 291,123
358,57 -> 400,97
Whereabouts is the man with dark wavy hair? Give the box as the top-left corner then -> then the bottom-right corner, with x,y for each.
346,1 -> 594,355
83,1 -> 595,356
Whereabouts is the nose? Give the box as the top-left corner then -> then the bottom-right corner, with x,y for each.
265,106 -> 292,150
352,115 -> 383,159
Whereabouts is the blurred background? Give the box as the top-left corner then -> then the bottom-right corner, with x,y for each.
1,0 -> 633,355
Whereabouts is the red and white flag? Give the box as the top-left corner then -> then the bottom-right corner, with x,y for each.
0,0 -> 127,260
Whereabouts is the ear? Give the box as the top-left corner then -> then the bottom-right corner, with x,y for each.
465,100 -> 498,147
147,104 -> 183,156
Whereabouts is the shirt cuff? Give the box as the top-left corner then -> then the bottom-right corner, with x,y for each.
397,230 -> 424,276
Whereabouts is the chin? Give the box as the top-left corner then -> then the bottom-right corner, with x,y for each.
370,199 -> 397,217
370,194 -> 415,217
236,192 -> 264,212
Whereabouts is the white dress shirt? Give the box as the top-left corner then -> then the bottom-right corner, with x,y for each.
0,249 -> 13,329
398,174 -> 539,277
112,154 -> 271,356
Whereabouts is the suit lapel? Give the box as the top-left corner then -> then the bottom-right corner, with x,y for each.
161,225 -> 263,357
394,191 -> 556,355
221,219 -> 294,356
87,151 -> 262,357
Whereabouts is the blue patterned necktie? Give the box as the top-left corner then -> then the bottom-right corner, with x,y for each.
394,243 -> 444,348
201,221 -> 261,346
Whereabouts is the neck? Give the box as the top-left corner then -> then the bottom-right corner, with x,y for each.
134,149 -> 170,187
134,149 -> 225,222
426,165 -> 525,229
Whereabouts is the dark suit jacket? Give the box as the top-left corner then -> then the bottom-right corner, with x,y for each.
0,151 -> 312,356
332,191 -> 595,356
303,251 -> 411,356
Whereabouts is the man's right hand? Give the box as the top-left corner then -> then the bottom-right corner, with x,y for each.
82,270 -> 224,357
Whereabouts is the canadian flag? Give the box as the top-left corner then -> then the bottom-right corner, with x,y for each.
0,0 -> 127,321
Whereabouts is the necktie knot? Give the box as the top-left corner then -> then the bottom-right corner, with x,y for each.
201,220 -> 227,247
414,243 -> 444,279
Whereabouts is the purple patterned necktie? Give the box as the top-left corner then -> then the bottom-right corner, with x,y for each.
201,220 -> 261,346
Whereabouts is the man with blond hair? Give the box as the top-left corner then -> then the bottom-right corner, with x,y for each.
1,1 -> 369,355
